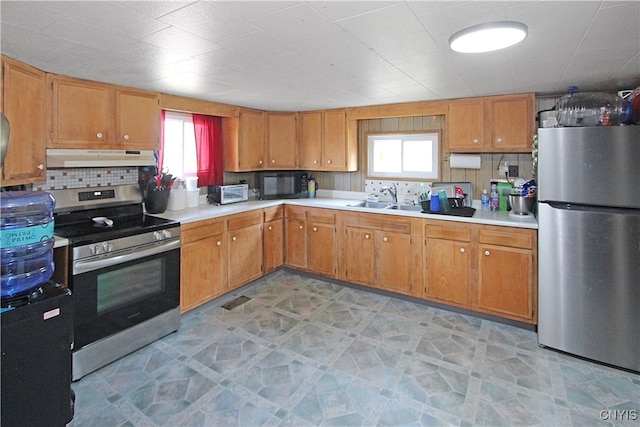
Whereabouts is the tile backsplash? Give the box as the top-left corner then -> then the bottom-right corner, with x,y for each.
364,179 -> 433,204
34,167 -> 139,191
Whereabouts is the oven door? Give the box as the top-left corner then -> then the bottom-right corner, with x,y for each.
71,247 -> 180,350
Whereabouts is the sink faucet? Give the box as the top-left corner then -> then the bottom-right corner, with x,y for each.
380,184 -> 398,203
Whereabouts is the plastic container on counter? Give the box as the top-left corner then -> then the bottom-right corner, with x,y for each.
1,191 -> 55,299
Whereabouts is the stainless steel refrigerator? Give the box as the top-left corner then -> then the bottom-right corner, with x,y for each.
537,126 -> 640,373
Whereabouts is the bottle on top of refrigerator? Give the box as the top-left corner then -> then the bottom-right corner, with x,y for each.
1,191 -> 56,299
489,184 -> 499,212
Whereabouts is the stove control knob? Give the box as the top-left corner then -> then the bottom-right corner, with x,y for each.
104,242 -> 113,252
162,229 -> 172,239
153,231 -> 163,241
90,244 -> 98,255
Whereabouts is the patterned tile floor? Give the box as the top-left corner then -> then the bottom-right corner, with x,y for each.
73,270 -> 639,426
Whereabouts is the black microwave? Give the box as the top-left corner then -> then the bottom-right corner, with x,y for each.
258,171 -> 308,199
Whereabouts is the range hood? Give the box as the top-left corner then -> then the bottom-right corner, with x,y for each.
46,149 -> 156,168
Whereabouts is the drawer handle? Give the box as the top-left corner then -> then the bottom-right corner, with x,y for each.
485,250 -> 490,256
271,159 -> 276,163
327,159 -> 332,164
314,160 -> 319,164
460,248 -> 465,253
123,134 -> 130,140
97,132 -> 103,139
258,160 -> 263,165
496,137 -> 503,143
37,164 -> 44,170
473,138 -> 479,144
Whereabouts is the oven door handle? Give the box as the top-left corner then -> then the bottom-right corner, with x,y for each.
73,239 -> 180,275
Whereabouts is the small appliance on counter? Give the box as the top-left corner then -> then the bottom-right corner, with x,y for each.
207,183 -> 249,205
257,171 -> 309,199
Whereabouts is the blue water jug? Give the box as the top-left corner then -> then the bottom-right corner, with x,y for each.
1,191 -> 55,299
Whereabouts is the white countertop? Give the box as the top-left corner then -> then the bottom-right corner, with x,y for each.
153,191 -> 538,229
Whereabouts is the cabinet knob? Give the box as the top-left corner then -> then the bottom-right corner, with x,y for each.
364,234 -> 370,239
313,160 -> 319,164
271,159 -> 276,163
313,227 -> 318,232
484,250 -> 490,256
258,160 -> 263,165
496,137 -> 503,143
267,226 -> 272,231
97,133 -> 103,139
327,159 -> 332,164
383,237 -> 388,242
473,138 -> 479,144
299,225 -> 303,230
460,248 -> 465,253
232,236 -> 237,241
123,134 -> 130,140
216,241 -> 222,246
37,164 -> 44,170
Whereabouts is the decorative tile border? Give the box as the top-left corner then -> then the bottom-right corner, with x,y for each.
34,167 -> 139,191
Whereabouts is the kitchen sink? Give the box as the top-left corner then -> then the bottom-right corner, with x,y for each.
388,204 -> 423,211
347,201 -> 394,209
347,201 -> 423,211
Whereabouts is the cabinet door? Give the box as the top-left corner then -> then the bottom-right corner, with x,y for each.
1,58 -> 46,184
115,89 -> 160,150
181,233 -> 226,313
490,95 -> 533,151
322,110 -> 346,170
228,223 -> 263,290
300,111 -> 322,169
478,244 -> 533,320
264,219 -> 283,274
238,110 -> 265,170
426,238 -> 470,305
266,112 -> 297,169
447,99 -> 484,152
376,231 -> 413,294
285,217 -> 307,269
344,227 -> 375,286
307,222 -> 336,277
50,77 -> 111,147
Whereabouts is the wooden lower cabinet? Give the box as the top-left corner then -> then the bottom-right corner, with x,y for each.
180,219 -> 226,313
284,206 -> 337,277
477,227 -> 536,323
341,212 -> 421,297
425,222 -> 471,306
227,210 -> 263,290
263,206 -> 284,274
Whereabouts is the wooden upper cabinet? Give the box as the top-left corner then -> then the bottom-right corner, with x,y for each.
1,57 -> 47,184
48,75 -> 160,150
447,93 -> 534,153
223,109 -> 265,171
49,76 -> 111,148
300,109 -> 355,171
115,88 -> 160,150
266,112 -> 297,169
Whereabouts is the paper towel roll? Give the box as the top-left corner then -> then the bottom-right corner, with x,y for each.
449,153 -> 481,169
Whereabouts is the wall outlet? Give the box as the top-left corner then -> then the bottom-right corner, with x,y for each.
508,165 -> 519,177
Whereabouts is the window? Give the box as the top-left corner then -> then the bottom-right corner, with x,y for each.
162,111 -> 197,178
367,132 -> 440,179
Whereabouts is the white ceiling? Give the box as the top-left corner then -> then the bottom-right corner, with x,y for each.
1,1 -> 639,112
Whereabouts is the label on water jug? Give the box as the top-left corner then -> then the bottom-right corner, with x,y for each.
0,222 -> 54,249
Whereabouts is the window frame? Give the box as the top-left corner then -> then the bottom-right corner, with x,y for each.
162,110 -> 198,179
366,130 -> 441,180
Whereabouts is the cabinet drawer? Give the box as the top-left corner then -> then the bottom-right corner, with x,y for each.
181,219 -> 224,244
263,205 -> 283,222
285,205 -> 307,220
227,210 -> 262,230
425,223 -> 471,242
345,213 -> 411,234
479,228 -> 533,249
307,208 -> 335,224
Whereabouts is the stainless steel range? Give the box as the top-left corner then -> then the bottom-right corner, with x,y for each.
51,184 -> 180,380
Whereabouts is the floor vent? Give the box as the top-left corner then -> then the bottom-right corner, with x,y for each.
221,296 -> 251,311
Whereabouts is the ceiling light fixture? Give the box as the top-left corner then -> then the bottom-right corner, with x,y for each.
449,21 -> 528,53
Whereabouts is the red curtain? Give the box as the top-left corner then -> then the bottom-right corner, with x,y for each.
192,114 -> 223,186
157,109 -> 166,173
